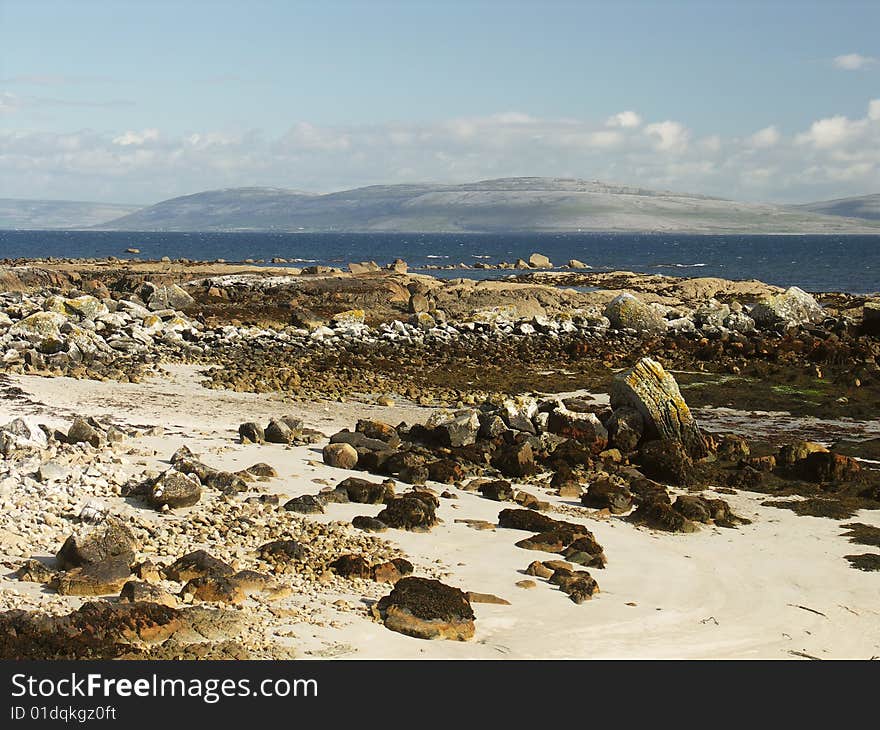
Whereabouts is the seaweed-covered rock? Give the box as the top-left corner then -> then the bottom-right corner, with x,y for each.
497,508 -> 561,532
119,580 -> 177,607
257,539 -> 309,564
329,554 -> 373,580
798,451 -> 861,483
562,536 -> 607,568
56,518 -> 137,570
355,419 -> 401,447
181,575 -> 246,605
545,407 -> 608,452
163,550 -> 234,582
337,476 -> 393,504
478,479 -> 514,501
351,516 -> 389,532
54,557 -> 132,596
581,478 -> 633,514
629,497 -> 698,533
376,493 -> 437,531
283,494 -> 325,514
606,406 -> 644,453
548,568 -> 600,603
515,524 -> 593,553
492,441 -> 537,478
375,577 -> 475,641
0,601 -> 191,659
638,438 -> 697,486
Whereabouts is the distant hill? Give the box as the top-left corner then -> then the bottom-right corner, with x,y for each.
794,193 -> 880,222
0,199 -> 141,229
96,178 -> 880,234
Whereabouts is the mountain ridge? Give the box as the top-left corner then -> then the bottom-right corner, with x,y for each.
793,193 -> 880,222
3,178 -> 880,233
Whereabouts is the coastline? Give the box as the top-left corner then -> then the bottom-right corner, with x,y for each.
0,258 -> 878,659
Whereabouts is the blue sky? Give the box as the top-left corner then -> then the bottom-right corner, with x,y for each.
1,0 -> 879,203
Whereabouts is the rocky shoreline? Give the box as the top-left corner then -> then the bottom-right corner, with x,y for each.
0,258 -> 878,659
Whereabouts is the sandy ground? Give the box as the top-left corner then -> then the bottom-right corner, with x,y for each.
1,364 -> 878,659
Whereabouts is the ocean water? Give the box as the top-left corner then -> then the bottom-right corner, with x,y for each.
0,230 -> 878,294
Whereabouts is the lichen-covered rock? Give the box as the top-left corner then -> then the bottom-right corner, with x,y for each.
611,357 -> 706,457
749,286 -> 823,329
604,293 -> 667,334
8,311 -> 67,341
375,577 -> 475,641
146,283 -> 195,311
331,309 -> 365,326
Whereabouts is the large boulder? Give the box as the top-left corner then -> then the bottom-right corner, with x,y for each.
146,283 -> 195,311
604,293 -> 667,334
375,577 -> 475,641
430,410 -> 480,448
528,253 -> 552,269
749,286 -> 823,329
8,311 -> 67,341
611,357 -> 706,457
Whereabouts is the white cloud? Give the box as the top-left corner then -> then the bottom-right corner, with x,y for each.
833,53 -> 878,70
795,115 -> 863,149
747,125 -> 781,148
2,100 -> 879,204
112,129 -> 160,146
643,120 -> 689,152
606,110 -> 642,128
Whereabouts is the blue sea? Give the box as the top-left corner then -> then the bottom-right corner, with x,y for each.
0,230 -> 878,294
